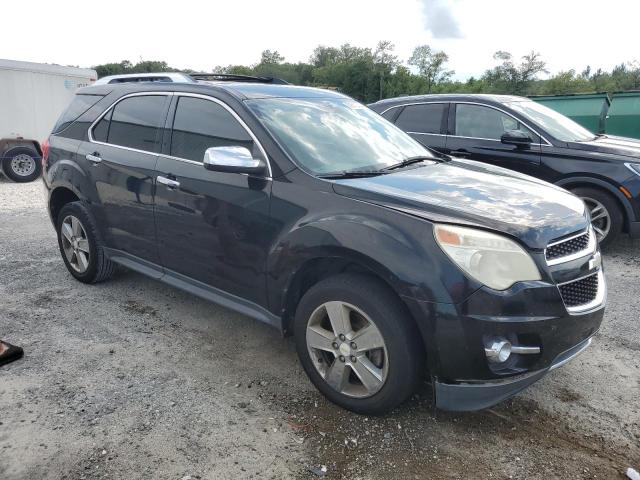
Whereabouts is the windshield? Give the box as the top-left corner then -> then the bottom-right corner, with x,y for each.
246,97 -> 434,175
507,100 -> 595,142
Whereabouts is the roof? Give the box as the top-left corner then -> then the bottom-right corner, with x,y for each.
79,81 -> 348,101
369,93 -> 530,109
0,58 -> 96,79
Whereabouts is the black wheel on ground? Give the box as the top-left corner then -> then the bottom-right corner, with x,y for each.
571,186 -> 623,248
2,146 -> 42,182
294,273 -> 425,415
56,202 -> 115,284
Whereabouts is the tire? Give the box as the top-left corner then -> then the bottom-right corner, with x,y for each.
56,202 -> 115,284
294,273 -> 424,415
571,187 -> 623,248
2,146 -> 42,182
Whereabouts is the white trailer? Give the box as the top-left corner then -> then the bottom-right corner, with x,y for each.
0,59 -> 97,182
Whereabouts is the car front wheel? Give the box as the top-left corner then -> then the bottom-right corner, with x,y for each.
571,187 -> 623,248
294,273 -> 424,415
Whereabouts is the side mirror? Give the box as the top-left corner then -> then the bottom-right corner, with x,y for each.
501,130 -> 533,147
203,146 -> 266,175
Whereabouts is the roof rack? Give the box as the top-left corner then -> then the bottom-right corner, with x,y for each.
189,73 -> 289,85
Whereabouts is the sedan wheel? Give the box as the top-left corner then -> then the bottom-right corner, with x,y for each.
60,215 -> 91,273
581,196 -> 611,242
306,301 -> 388,398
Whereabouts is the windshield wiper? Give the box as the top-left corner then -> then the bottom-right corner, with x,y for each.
317,170 -> 388,179
383,155 -> 435,171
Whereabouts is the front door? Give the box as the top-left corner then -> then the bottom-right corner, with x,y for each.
154,95 -> 272,306
77,93 -> 171,264
445,103 -> 542,177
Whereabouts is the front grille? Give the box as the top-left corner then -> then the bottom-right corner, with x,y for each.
546,231 -> 590,261
559,273 -> 599,308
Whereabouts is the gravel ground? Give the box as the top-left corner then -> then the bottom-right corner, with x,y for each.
1,177 -> 639,479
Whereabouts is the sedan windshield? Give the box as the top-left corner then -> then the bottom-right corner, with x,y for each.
506,100 -> 595,142
246,97 -> 434,175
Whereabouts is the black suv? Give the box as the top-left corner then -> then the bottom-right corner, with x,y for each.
43,81 -> 605,413
369,94 -> 640,247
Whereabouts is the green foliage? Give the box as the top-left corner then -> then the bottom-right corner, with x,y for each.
93,47 -> 640,102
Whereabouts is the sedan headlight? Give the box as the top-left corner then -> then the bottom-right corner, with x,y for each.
434,224 -> 541,290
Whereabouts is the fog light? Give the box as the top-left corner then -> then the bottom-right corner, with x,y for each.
485,338 -> 512,363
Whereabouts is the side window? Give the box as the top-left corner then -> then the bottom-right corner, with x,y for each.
52,94 -> 104,134
98,95 -> 167,152
455,104 -> 538,141
170,97 -> 253,162
381,108 -> 398,121
92,108 -> 112,143
395,103 -> 446,134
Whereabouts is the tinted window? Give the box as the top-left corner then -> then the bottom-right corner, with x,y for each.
395,103 -> 446,134
52,94 -> 103,134
455,104 -> 538,141
106,96 -> 167,152
170,97 -> 253,162
92,108 -> 112,143
381,108 -> 398,121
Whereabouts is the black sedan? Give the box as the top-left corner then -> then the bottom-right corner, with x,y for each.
369,94 -> 640,246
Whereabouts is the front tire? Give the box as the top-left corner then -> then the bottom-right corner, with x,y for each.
2,147 -> 42,182
294,274 -> 424,415
56,202 -> 115,283
571,187 -> 623,248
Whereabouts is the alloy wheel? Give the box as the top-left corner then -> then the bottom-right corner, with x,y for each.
61,215 -> 91,273
10,154 -> 37,177
581,196 -> 611,242
306,301 -> 388,398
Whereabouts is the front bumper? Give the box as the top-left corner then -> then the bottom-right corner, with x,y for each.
434,335 -> 593,411
403,268 -> 605,411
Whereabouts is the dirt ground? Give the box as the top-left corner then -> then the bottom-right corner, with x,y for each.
1,177 -> 639,479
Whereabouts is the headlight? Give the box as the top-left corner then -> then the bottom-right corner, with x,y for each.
625,163 -> 640,177
434,224 -> 541,290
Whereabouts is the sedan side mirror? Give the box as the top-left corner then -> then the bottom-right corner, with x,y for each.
203,146 -> 266,175
501,130 -> 533,147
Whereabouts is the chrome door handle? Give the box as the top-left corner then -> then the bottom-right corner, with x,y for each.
86,153 -> 102,164
157,176 -> 180,189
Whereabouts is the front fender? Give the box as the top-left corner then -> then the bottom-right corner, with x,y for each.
266,209 -> 481,318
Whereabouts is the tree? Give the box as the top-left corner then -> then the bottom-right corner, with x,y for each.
408,45 -> 454,93
373,41 -> 399,99
482,50 -> 547,95
260,50 -> 285,65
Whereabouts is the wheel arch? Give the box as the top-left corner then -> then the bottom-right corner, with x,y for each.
555,176 -> 634,231
49,185 -> 81,225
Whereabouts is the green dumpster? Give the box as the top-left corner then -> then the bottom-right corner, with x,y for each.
606,91 -> 640,139
530,93 -> 610,134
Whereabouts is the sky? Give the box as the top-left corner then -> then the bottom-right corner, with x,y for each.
1,0 -> 638,80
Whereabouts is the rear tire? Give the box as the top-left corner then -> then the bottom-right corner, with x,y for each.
571,186 -> 623,248
56,202 -> 115,284
2,147 -> 42,182
294,273 -> 424,415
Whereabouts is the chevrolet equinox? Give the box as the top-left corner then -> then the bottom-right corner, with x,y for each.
43,80 -> 606,413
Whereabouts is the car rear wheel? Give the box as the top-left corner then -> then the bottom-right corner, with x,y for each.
56,202 -> 115,283
571,187 -> 623,248
294,273 -> 424,415
2,147 -> 42,182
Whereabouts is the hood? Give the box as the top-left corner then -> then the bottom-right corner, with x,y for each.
568,135 -> 640,160
332,159 -> 588,250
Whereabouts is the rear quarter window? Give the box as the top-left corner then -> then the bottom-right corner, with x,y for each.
52,94 -> 104,134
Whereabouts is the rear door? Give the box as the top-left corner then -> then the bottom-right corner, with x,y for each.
445,102 -> 542,177
77,93 -> 171,265
154,94 -> 272,306
391,103 -> 448,152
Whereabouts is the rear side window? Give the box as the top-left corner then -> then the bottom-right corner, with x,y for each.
52,94 -> 103,134
381,108 -> 399,121
395,103 -> 446,134
170,97 -> 253,162
93,95 -> 167,152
